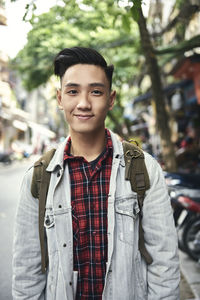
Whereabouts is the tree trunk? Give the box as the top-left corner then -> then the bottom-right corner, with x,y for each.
107,111 -> 127,139
136,7 -> 177,172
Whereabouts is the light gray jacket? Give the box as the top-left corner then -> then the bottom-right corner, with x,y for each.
12,131 -> 180,300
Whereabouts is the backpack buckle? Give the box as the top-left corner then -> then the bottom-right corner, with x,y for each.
125,149 -> 141,158
128,139 -> 139,146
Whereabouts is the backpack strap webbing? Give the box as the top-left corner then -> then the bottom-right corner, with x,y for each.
31,148 -> 56,273
122,141 -> 153,265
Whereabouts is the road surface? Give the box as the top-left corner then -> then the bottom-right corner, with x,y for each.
0,159 -> 32,300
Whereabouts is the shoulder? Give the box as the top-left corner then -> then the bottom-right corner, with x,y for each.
143,151 -> 165,187
143,151 -> 160,167
21,154 -> 44,195
21,165 -> 35,192
144,151 -> 160,169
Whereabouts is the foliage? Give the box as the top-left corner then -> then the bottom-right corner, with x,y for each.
10,0 -> 200,90
10,0 -> 200,137
12,1 -> 141,90
0,0 -> 5,7
9,0 -> 143,134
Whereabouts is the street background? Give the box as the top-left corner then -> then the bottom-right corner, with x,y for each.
0,0 -> 200,299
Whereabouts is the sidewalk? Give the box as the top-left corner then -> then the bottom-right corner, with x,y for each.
0,154 -> 40,172
180,250 -> 200,299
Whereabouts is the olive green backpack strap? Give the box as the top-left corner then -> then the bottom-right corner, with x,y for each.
31,148 -> 56,273
122,141 -> 153,265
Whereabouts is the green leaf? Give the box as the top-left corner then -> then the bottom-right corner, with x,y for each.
122,14 -> 131,32
131,6 -> 140,21
133,0 -> 142,9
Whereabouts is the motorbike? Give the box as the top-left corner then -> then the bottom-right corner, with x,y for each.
164,172 -> 200,262
175,194 -> 200,261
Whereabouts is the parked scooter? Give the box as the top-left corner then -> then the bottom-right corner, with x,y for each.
184,216 -> 200,262
164,172 -> 200,262
174,194 -> 200,261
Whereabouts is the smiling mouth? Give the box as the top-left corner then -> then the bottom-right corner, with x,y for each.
74,114 -> 94,120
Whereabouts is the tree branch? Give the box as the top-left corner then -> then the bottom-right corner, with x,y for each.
151,4 -> 200,39
155,35 -> 200,55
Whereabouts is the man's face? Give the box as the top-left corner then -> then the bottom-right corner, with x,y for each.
57,64 -> 116,136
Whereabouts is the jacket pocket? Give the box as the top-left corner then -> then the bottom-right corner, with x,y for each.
115,196 -> 139,245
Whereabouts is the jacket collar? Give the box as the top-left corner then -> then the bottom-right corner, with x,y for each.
110,130 -> 124,159
46,136 -> 69,172
46,130 -> 124,172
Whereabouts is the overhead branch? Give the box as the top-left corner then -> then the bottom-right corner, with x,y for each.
155,35 -> 200,55
97,37 -> 135,50
151,4 -> 200,39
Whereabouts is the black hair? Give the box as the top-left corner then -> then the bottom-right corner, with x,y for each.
54,47 -> 114,89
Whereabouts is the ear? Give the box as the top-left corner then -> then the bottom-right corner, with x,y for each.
57,89 -> 63,110
108,90 -> 116,111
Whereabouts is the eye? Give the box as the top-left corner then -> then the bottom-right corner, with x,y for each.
67,89 -> 78,95
91,90 -> 103,95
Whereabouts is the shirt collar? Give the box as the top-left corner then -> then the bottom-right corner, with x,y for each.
46,130 -> 123,172
63,129 -> 113,162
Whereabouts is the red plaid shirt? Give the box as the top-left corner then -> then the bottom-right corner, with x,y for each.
64,130 -> 113,300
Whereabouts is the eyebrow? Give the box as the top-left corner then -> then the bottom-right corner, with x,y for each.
64,82 -> 106,88
90,82 -> 106,88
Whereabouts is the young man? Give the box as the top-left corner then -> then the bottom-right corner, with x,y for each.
12,47 -> 180,299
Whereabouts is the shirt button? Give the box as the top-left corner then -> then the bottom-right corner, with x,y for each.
63,243 -> 67,247
69,281 -> 72,286
92,231 -> 96,236
57,171 -> 61,177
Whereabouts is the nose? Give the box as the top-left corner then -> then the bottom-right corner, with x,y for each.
77,92 -> 91,110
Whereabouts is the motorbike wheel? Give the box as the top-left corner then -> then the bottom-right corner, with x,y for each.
182,216 -> 200,261
177,225 -> 188,253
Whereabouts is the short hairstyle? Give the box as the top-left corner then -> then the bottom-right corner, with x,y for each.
54,47 -> 114,89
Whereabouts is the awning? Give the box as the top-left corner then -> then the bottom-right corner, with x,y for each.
28,121 -> 56,139
13,120 -> 28,131
133,80 -> 192,104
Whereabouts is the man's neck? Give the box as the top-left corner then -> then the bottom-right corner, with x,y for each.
69,128 -> 107,162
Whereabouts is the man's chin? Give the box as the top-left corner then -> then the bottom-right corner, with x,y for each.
69,125 -> 105,136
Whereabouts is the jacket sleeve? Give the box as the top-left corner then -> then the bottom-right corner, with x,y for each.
12,167 -> 46,300
143,153 -> 180,300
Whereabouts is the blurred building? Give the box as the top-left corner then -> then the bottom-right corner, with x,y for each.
0,2 -> 30,153
126,0 -> 200,172
0,1 -> 6,26
0,1 -> 12,151
0,1 -> 56,155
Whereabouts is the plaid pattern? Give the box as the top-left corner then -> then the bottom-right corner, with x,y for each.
64,130 -> 113,300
